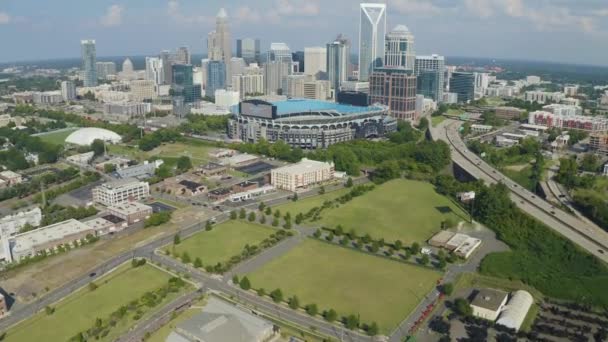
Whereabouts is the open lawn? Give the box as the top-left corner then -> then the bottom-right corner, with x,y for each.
446,108 -> 465,116
37,128 -> 80,145
169,220 -> 275,266
277,188 -> 350,215
431,115 -> 446,127
4,263 -> 184,342
108,141 -> 214,165
248,239 -> 441,334
318,179 -> 468,244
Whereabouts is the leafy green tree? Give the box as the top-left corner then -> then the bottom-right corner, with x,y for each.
265,207 -> 272,215
194,257 -> 203,268
346,177 -> 354,188
173,234 -> 181,245
270,289 -> 283,303
90,139 -> 105,157
272,218 -> 279,227
441,283 -> 454,296
288,296 -> 300,309
232,275 -> 239,284
305,304 -> 318,316
205,220 -> 213,231
239,276 -> 251,290
103,163 -> 116,174
260,215 -> 266,224
181,252 -> 191,263
394,240 -> 403,250
274,209 -> 281,218
230,210 -> 237,219
420,254 -> 430,266
258,202 -> 266,211
344,314 -> 359,330
454,298 -> 472,316
257,288 -> 266,296
313,229 -> 322,238
283,221 -> 292,229
176,156 -> 192,172
239,208 -> 246,219
325,309 -> 337,322
295,213 -> 304,224
367,321 -> 379,336
292,193 -> 298,201
410,242 -> 421,255
248,212 -> 256,222
319,186 -> 325,194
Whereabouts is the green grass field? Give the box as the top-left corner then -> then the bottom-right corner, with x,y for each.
318,179 -> 468,244
248,239 -> 441,334
277,188 -> 350,215
108,141 -> 213,165
169,220 -> 275,266
37,128 -> 80,145
4,263 -> 181,342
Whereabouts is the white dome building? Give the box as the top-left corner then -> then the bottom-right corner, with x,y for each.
122,58 -> 134,73
496,290 -> 534,331
65,128 -> 122,146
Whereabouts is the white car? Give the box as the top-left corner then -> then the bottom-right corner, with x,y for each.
421,248 -> 432,255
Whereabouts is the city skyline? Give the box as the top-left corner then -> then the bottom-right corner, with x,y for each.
1,0 -> 608,66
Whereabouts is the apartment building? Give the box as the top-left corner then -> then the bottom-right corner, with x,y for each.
92,179 -> 150,206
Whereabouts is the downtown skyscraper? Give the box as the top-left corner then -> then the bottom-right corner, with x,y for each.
81,40 -> 97,87
327,35 -> 350,92
236,38 -> 261,65
358,3 -> 386,82
207,8 -> 232,86
385,25 -> 415,70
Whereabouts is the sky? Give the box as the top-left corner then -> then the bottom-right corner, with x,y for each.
1,0 -> 608,66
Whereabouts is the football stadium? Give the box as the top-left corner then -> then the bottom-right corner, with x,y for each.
228,98 -> 397,149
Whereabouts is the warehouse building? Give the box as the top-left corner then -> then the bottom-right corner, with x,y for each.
92,179 -> 150,206
496,290 -> 534,331
271,159 -> 334,191
7,219 -> 94,262
0,207 -> 42,238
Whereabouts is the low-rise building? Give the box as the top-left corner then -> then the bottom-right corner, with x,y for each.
496,290 -> 534,331
428,231 -> 482,259
221,153 -> 260,167
229,185 -> 275,202
208,188 -> 231,202
0,293 -> 7,318
0,207 -> 42,238
162,178 -> 207,197
196,162 -> 228,176
524,91 -> 564,104
208,149 -> 236,159
470,124 -> 493,135
454,237 -> 482,259
168,297 -> 275,342
33,91 -> 64,105
67,151 -> 95,166
8,219 -> 94,262
471,288 -> 509,321
103,102 -> 152,117
95,157 -> 132,172
271,158 -> 334,192
495,107 -> 525,120
231,181 -> 258,193
106,201 -> 153,225
116,160 -> 163,179
529,110 -> 608,132
92,179 -> 150,206
0,171 -> 22,186
83,217 -> 119,235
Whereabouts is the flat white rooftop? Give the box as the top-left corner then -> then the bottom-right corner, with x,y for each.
273,158 -> 332,175
11,219 -> 92,253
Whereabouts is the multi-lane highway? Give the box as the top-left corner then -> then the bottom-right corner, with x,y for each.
431,119 -> 608,263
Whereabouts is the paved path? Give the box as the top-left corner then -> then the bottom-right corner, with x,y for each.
430,119 -> 608,263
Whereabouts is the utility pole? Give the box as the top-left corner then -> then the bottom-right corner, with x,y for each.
40,181 -> 46,209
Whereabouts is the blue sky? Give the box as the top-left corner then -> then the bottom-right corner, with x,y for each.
1,0 -> 607,66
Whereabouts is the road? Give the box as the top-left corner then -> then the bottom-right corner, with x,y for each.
0,178 -> 373,342
430,119 -> 608,263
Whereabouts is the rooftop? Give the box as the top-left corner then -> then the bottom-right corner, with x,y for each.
273,158 -> 332,175
107,201 -> 152,215
272,99 -> 383,116
97,178 -> 147,191
471,288 -> 509,312
11,219 -> 92,253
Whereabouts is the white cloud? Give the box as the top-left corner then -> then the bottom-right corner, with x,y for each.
100,4 -> 124,27
167,0 -> 213,25
274,0 -> 320,16
392,0 -> 444,16
463,0 -> 597,33
0,12 -> 11,24
234,6 -> 262,23
596,8 -> 608,17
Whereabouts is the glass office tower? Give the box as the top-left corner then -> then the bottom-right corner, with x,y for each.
358,3 -> 386,82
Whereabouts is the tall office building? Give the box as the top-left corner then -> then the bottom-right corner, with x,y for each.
265,43 -> 293,95
292,51 -> 305,73
449,72 -> 475,103
96,62 -> 116,80
474,72 -> 490,100
175,46 -> 191,65
359,3 -> 386,82
327,36 -> 350,92
232,66 -> 264,98
145,57 -> 164,86
231,57 -> 246,78
81,40 -> 97,87
237,38 -> 261,64
206,61 -> 226,98
208,8 -> 232,86
414,55 -> 445,102
369,68 -> 417,121
172,64 -> 201,103
61,81 -> 76,101
160,50 -> 173,85
304,47 -> 327,78
385,25 -> 415,70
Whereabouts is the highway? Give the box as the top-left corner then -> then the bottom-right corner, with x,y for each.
431,119 -> 608,263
